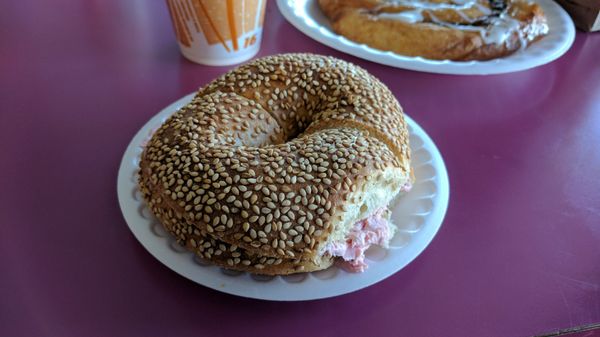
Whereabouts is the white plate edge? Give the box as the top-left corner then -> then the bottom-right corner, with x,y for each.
117,94 -> 450,301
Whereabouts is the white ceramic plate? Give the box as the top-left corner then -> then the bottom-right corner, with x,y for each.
276,0 -> 575,75
117,94 -> 449,301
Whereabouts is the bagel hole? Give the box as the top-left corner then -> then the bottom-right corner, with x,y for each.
283,130 -> 303,143
278,120 -> 313,144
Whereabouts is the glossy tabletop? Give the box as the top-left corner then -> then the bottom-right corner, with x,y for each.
1,1 -> 599,336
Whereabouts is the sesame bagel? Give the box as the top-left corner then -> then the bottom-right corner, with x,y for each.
138,54 -> 412,275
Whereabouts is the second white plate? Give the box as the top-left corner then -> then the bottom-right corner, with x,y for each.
117,94 -> 450,301
276,0 -> 575,75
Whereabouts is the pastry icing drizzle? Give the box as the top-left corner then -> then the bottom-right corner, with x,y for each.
373,0 -> 548,47
377,0 -> 491,23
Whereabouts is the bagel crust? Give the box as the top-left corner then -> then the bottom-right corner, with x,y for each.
318,0 -> 549,61
138,54 -> 411,274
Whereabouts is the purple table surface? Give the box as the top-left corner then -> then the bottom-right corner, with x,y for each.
1,1 -> 599,336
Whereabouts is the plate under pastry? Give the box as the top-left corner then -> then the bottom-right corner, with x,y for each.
276,0 -> 575,75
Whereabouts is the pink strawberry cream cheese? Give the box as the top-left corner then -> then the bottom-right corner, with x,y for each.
324,207 -> 394,272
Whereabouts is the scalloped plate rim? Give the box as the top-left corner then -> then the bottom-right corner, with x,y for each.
117,93 -> 450,301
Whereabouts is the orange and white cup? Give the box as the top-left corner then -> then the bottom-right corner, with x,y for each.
166,0 -> 267,66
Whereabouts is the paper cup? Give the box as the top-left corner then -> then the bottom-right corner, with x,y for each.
166,0 -> 267,66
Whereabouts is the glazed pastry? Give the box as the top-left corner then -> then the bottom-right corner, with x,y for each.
318,0 -> 549,61
138,54 -> 412,275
